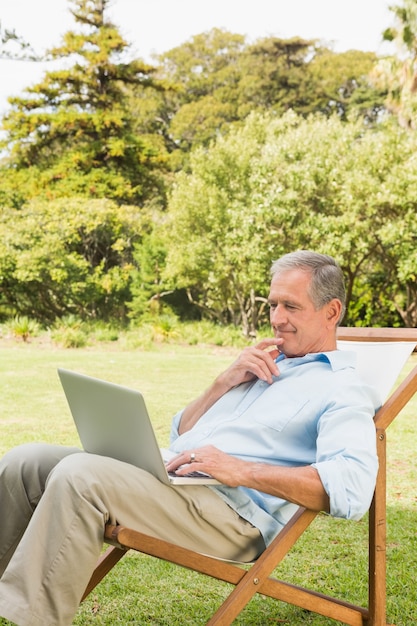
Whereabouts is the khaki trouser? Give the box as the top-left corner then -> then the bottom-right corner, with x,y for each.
0,443 -> 264,626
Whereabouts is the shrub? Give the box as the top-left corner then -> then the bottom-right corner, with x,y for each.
5,316 -> 41,342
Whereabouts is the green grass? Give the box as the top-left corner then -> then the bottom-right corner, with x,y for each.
0,342 -> 416,625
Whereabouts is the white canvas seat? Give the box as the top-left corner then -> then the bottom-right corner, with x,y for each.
337,339 -> 416,402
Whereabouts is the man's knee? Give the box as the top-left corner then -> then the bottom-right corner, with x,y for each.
45,451 -> 109,499
0,443 -> 78,511
2,443 -> 58,474
1,443 -> 81,489
3,442 -> 79,466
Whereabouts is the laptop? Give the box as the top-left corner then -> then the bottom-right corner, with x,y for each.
57,368 -> 220,485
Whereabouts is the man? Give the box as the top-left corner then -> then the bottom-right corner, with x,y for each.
0,250 -> 379,626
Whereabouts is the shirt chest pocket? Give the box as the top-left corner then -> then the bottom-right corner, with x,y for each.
251,394 -> 311,432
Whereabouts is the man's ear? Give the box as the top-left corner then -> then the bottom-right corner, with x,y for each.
326,299 -> 342,327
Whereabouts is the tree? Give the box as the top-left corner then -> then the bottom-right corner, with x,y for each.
159,113 -> 276,335
308,49 -> 387,122
236,37 -> 319,118
0,198 -> 144,323
131,30 -> 386,169
128,28 -> 246,168
372,0 -> 417,128
0,0 -> 165,206
160,111 -> 417,333
0,22 -> 38,60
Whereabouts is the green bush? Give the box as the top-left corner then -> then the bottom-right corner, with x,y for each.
4,316 -> 41,342
51,316 -> 89,349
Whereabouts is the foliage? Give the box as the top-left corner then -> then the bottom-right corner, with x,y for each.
128,228 -> 170,319
131,30 -> 387,169
308,48 -> 387,122
129,28 -> 246,168
161,113 -> 279,336
372,0 -> 417,128
161,111 -> 417,333
3,315 -> 41,342
0,315 -> 254,351
0,197 -> 143,323
127,317 -> 251,349
236,38 -> 384,122
51,315 -> 89,348
0,0 -> 166,207
0,7 -> 415,333
0,21 -> 39,61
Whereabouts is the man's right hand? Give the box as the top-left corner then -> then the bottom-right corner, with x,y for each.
178,337 -> 283,435
218,337 -> 284,388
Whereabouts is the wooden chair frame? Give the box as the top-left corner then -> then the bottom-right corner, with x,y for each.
82,327 -> 417,625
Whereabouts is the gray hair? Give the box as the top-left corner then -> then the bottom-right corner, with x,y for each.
270,250 -> 346,324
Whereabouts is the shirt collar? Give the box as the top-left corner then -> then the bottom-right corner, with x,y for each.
276,349 -> 356,371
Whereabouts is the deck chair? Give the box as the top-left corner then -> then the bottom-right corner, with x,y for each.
82,327 -> 417,626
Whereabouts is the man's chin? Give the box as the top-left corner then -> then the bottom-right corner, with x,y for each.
276,341 -> 302,359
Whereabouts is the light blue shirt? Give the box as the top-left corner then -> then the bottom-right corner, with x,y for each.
170,350 -> 380,547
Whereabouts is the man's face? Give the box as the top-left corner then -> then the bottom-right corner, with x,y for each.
267,268 -> 339,358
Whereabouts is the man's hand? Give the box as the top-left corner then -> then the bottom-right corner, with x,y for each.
218,337 -> 284,388
166,445 -> 330,513
177,337 -> 283,435
165,445 -> 248,486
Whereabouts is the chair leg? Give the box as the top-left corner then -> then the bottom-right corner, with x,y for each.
367,428 -> 387,626
205,508 -> 317,625
81,545 -> 127,601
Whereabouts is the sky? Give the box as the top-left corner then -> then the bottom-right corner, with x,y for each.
0,0 -> 395,115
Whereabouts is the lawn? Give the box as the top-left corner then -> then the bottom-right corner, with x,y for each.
0,341 -> 416,625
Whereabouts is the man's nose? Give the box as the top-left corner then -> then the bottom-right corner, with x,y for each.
270,304 -> 286,324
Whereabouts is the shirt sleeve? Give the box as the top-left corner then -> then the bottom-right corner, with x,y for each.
170,409 -> 183,442
312,378 -> 379,520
